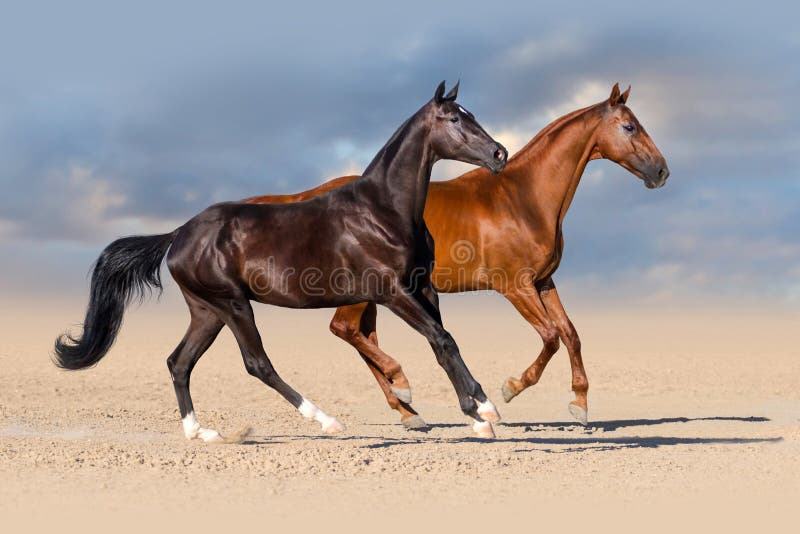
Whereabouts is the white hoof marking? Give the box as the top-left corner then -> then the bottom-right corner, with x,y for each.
390,387 -> 413,404
569,404 -> 589,426
401,415 -> 428,430
501,380 -> 519,403
181,412 -> 223,442
197,428 -> 224,442
321,417 -> 346,434
472,420 -> 496,439
299,398 -> 345,434
477,399 -> 501,423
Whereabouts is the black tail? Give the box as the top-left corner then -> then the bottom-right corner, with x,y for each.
53,231 -> 178,370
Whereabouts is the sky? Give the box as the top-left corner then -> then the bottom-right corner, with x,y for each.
0,1 -> 798,309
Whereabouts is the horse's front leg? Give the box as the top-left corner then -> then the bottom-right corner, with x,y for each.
500,282 -> 562,405
385,286 -> 500,438
329,303 -> 426,429
538,279 -> 589,425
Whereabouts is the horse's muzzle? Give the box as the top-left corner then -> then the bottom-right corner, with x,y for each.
489,145 -> 508,174
645,163 -> 669,189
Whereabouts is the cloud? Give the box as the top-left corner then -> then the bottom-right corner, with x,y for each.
0,1 -> 798,304
0,164 -> 125,242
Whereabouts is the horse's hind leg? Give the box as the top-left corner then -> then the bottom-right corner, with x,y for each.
167,295 -> 225,442
329,303 -> 426,429
360,357 -> 426,429
223,297 -> 345,434
357,302 -> 414,402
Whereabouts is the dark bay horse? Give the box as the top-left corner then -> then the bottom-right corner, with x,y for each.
246,84 -> 669,428
54,82 -> 508,440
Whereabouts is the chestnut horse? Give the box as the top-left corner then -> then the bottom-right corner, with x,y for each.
246,84 -> 669,428
54,82 -> 509,440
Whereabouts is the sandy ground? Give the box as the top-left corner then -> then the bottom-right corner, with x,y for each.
1,292 -> 798,533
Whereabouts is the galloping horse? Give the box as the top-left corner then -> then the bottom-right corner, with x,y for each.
54,82 -> 509,440
246,84 -> 669,428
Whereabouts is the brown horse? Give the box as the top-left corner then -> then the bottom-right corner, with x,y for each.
246,83 -> 669,428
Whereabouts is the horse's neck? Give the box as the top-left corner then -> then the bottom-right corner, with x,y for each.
507,107 -> 601,230
361,118 -> 434,226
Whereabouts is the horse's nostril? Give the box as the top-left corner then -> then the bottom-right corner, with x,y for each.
494,149 -> 506,161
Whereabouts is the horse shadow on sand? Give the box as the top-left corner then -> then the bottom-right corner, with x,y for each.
239,415 -> 782,453
359,415 -> 781,453
503,415 -> 770,432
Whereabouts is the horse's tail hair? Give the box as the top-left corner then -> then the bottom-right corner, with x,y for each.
53,230 -> 179,370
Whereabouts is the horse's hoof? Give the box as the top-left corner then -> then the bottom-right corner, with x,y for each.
501,379 -> 520,403
472,420 -> 495,439
322,418 -> 346,434
198,428 -> 224,443
401,415 -> 428,430
568,403 -> 588,426
391,387 -> 413,404
477,399 -> 501,423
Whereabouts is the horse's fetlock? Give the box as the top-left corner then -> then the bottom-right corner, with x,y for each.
385,362 -> 403,379
572,377 -> 589,393
458,396 -> 476,415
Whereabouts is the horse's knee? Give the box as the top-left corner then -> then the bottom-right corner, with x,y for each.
434,331 -> 457,351
541,326 -> 560,353
242,357 -> 260,378
242,356 -> 275,383
430,332 -> 458,365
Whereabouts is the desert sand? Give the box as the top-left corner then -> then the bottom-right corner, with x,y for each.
1,289 -> 798,533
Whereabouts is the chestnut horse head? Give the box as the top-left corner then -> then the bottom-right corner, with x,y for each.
592,83 -> 669,189
426,81 -> 508,174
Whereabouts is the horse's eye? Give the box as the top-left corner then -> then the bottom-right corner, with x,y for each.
450,116 -> 460,123
623,123 -> 635,132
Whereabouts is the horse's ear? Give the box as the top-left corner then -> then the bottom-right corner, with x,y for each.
444,80 -> 459,101
434,80 -> 447,104
619,85 -> 631,104
608,83 -> 621,106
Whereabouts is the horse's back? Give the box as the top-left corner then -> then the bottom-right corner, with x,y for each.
244,175 -> 360,204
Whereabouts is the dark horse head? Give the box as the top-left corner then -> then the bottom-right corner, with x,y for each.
593,83 -> 670,189
425,81 -> 508,174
